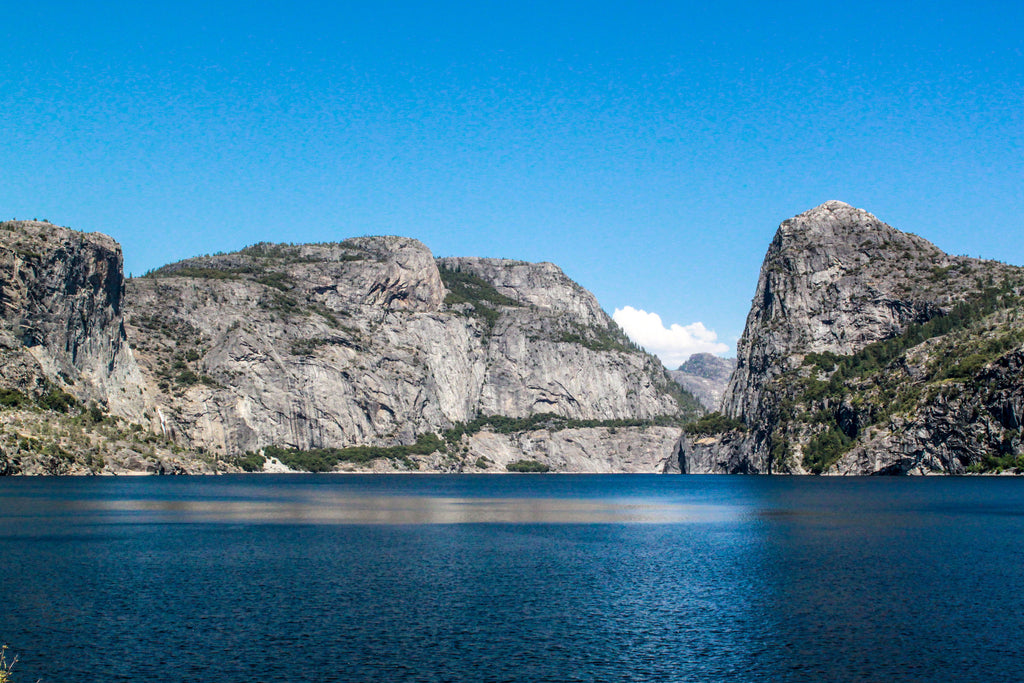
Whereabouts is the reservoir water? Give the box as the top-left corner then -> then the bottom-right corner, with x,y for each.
2,474 -> 1023,682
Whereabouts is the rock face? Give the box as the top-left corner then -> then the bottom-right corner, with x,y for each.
463,426 -> 684,474
0,221 -> 145,416
677,429 -> 755,474
124,239 -> 692,468
722,201 -> 979,425
0,223 -> 698,475
0,221 -> 186,475
682,201 -> 1024,475
827,333 -> 1024,475
669,353 -> 736,411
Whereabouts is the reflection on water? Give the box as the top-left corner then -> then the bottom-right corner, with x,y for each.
99,495 -> 737,524
0,474 -> 749,529
11,494 -> 737,525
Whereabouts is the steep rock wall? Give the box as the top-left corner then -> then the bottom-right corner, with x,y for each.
0,220 -> 145,417
683,201 -> 1024,475
126,239 -> 688,458
669,353 -> 736,411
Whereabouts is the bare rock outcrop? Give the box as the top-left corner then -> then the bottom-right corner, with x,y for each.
460,426 -> 684,473
682,201 -> 1024,475
669,353 -> 736,411
125,239 -> 690,464
721,201 -> 988,425
828,345 -> 1024,475
0,220 -> 146,417
0,223 -> 696,475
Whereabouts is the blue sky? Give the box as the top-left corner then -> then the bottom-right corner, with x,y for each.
2,1 -> 1022,364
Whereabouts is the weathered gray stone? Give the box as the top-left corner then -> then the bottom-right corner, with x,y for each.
669,353 -> 736,411
0,220 -> 147,418
685,200 -> 1024,475
462,426 -> 684,473
125,239 -> 687,465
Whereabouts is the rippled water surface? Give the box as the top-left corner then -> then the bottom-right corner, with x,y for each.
2,474 -> 1023,682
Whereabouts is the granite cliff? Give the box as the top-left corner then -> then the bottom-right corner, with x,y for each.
0,221 -> 143,412
122,238 -> 696,473
0,222 -> 697,474
681,201 -> 1024,475
669,353 -> 736,411
0,221 -> 214,474
7,203 -> 1022,476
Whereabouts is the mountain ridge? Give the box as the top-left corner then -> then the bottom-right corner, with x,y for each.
683,201 -> 1024,475
0,224 -> 699,474
3,202 -> 1022,476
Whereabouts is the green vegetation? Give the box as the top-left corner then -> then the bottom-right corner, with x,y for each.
803,279 -> 1024,381
235,451 -> 267,472
154,348 -> 218,389
967,452 -> 1024,474
506,459 -> 551,473
769,425 -> 791,470
259,291 -> 302,316
163,266 -> 242,280
1,644 -> 16,683
802,426 -> 855,474
307,303 -> 345,328
176,369 -> 200,385
140,241 -> 372,277
240,242 -> 306,260
84,401 -> 107,424
265,432 -> 444,472
255,271 -> 295,291
440,266 -> 519,308
240,241 -> 350,263
557,322 -> 638,354
780,275 -> 1024,473
439,265 -> 521,330
290,338 -> 329,356
0,386 -> 78,413
683,412 -> 747,436
663,381 -> 706,422
0,389 -> 197,475
290,328 -> 364,356
931,330 -> 1024,381
0,389 -> 28,409
441,412 -> 688,448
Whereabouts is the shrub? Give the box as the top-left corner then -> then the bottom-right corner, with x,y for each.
442,412 -> 689,447
439,266 -> 520,331
37,388 -> 78,413
0,389 -> 27,409
256,272 -> 295,291
265,432 -> 444,472
506,459 -> 551,473
683,412 -> 747,436
146,266 -> 242,280
557,323 -> 636,354
802,426 -> 854,474
0,644 -> 17,683
87,402 -> 106,424
177,370 -> 200,386
235,451 -> 266,472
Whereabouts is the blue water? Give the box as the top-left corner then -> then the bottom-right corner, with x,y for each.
2,475 -> 1023,682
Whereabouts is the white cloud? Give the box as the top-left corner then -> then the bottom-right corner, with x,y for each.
612,306 -> 729,368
